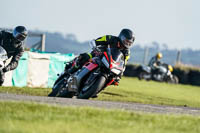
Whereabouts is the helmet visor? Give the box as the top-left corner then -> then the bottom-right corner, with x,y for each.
13,29 -> 27,42
120,35 -> 134,48
122,39 -> 133,48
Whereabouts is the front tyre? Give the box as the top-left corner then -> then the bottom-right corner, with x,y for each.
77,76 -> 106,99
166,75 -> 179,84
48,79 -> 74,98
172,75 -> 179,84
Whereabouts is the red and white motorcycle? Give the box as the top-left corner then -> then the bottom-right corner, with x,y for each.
48,47 -> 125,99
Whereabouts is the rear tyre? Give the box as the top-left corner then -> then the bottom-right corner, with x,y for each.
138,71 -> 150,80
77,76 -> 106,99
138,71 -> 145,80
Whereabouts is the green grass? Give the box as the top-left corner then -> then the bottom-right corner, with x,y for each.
1,77 -> 200,108
98,77 -> 200,108
0,86 -> 50,96
0,101 -> 200,133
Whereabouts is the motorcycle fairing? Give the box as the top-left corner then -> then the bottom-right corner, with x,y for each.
84,62 -> 98,71
103,52 -> 111,68
72,62 -> 98,90
103,51 -> 124,72
158,66 -> 167,74
82,69 -> 100,92
141,65 -> 151,73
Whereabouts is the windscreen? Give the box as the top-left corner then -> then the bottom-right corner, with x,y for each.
110,48 -> 125,69
110,48 -> 124,62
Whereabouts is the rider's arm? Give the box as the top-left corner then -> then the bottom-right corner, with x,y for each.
3,44 -> 24,72
89,35 -> 113,57
89,40 -> 97,50
123,49 -> 130,65
148,57 -> 156,67
94,35 -> 112,50
149,57 -> 161,70
153,62 -> 158,68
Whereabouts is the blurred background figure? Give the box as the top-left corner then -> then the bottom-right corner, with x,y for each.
148,52 -> 163,70
0,26 -> 28,85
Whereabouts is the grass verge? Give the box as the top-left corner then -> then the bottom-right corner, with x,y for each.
0,101 -> 200,133
98,77 -> 200,108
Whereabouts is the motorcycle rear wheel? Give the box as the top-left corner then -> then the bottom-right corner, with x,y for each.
77,75 -> 106,99
138,71 -> 151,81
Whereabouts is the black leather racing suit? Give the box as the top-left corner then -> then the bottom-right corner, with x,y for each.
148,56 -> 162,79
0,30 -> 24,85
94,35 -> 130,63
66,35 -> 130,75
148,56 -> 160,70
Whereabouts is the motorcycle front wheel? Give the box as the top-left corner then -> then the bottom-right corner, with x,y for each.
48,78 -> 74,98
166,75 -> 179,84
172,75 -> 179,84
77,75 -> 106,99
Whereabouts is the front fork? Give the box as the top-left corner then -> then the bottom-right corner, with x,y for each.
95,73 -> 119,94
53,72 -> 68,87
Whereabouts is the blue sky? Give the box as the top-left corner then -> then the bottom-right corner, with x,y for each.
0,0 -> 200,49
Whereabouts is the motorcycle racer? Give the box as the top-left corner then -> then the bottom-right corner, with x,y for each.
0,26 -> 27,85
148,52 -> 163,80
66,28 -> 135,80
148,52 -> 163,69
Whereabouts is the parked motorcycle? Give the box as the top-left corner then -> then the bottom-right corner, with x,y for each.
48,47 -> 124,99
138,63 -> 179,84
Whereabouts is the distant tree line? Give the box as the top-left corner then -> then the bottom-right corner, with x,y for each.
26,31 -> 200,66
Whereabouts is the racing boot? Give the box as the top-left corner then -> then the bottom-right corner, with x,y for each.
64,61 -> 73,72
67,53 -> 91,74
67,57 -> 81,74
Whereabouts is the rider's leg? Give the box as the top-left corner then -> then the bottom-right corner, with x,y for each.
68,53 -> 92,74
64,61 -> 73,72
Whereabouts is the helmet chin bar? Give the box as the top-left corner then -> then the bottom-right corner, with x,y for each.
120,35 -> 133,49
118,28 -> 135,49
13,38 -> 21,44
16,33 -> 26,41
